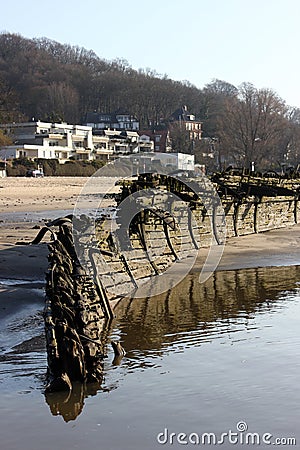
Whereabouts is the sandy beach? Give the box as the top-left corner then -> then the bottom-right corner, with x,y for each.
0,176 -> 86,213
0,176 -> 121,213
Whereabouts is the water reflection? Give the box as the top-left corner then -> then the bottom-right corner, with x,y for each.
34,265 -> 300,419
45,382 -> 104,422
114,265 -> 300,360
1,265 -> 299,422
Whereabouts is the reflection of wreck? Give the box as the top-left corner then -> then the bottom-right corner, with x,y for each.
45,264 -> 300,421
45,381 -> 115,423
28,172 -> 300,394
114,264 -> 300,355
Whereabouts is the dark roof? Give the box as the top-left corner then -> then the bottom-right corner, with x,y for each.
169,106 -> 201,123
83,110 -> 138,124
15,137 -> 44,145
84,112 -> 117,123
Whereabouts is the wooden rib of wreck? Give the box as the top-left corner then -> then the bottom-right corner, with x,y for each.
43,217 -> 109,392
27,172 -> 300,392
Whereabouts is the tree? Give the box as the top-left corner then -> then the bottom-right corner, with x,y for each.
0,129 -> 12,147
200,79 -> 238,139
43,82 -> 79,123
0,77 -> 25,122
169,122 -> 193,153
217,83 -> 288,169
277,107 -> 300,168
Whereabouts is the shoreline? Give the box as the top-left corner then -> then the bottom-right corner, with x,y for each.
193,224 -> 300,273
0,221 -> 299,283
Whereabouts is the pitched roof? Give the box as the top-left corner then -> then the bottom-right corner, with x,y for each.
169,106 -> 201,123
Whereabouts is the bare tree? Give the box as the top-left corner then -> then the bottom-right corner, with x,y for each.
218,83 -> 288,169
44,82 -> 80,123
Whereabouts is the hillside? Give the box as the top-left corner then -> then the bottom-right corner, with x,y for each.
1,32 -> 300,170
0,33 -> 205,127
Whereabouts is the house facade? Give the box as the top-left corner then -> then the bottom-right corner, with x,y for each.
139,129 -> 172,153
169,105 -> 202,141
154,152 -> 195,171
84,109 -> 139,131
0,121 -> 102,162
0,121 -> 153,163
128,152 -> 195,173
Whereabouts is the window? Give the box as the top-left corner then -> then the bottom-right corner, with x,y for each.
155,135 -> 161,142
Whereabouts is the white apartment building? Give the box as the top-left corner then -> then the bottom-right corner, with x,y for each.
84,110 -> 139,131
0,121 -> 113,162
0,121 -> 157,163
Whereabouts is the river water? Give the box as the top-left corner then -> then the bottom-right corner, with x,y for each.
0,265 -> 299,449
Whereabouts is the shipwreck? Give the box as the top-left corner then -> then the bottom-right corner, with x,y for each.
23,169 -> 300,393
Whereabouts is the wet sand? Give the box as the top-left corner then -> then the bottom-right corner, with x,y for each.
194,224 -> 300,273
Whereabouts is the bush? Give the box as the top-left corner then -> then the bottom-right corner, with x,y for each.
7,158 -> 108,177
6,164 -> 28,176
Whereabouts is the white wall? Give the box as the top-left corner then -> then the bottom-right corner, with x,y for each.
150,152 -> 194,170
177,153 -> 194,170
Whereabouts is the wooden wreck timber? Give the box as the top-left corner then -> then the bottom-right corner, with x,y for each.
25,172 -> 300,393
43,217 -> 110,392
